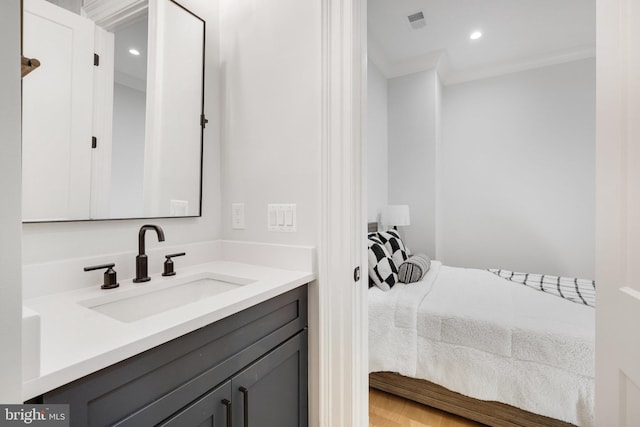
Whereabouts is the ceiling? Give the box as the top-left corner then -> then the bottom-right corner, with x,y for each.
113,13 -> 148,90
367,0 -> 595,84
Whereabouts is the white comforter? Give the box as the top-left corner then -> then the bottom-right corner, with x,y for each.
369,261 -> 595,427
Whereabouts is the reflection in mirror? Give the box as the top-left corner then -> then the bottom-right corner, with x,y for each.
21,0 -> 205,222
143,0 -> 205,219
22,0 -> 94,221
110,13 -> 148,218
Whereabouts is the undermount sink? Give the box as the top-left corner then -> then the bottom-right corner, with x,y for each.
79,272 -> 256,322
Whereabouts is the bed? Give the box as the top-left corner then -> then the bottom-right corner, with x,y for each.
367,224 -> 595,427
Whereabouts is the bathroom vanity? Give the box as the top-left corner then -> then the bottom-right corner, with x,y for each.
39,286 -> 307,427
23,246 -> 314,427
19,1 -> 315,424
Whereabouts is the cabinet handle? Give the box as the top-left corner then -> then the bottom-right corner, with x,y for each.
239,386 -> 249,427
222,399 -> 232,427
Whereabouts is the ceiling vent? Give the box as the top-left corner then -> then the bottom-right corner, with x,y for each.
407,11 -> 426,30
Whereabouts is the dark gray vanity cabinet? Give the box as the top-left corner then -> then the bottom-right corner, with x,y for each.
232,332 -> 307,427
158,380 -> 231,427
40,286 -> 308,427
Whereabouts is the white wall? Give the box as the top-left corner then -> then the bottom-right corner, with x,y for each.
219,0 -> 320,246
440,59 -> 595,278
366,60 -> 388,223
0,0 -> 23,402
22,0 -> 221,266
110,83 -> 146,218
387,69 -> 440,257
219,1 -> 321,424
383,59 -> 595,277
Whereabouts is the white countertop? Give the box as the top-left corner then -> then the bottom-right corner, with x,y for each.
22,260 -> 314,400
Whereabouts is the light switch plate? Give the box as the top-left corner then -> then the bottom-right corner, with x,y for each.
232,203 -> 245,229
268,204 -> 296,232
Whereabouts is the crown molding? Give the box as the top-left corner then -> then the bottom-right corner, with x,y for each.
82,0 -> 148,30
443,45 -> 596,85
366,36 -> 392,77
368,44 -> 596,85
385,49 -> 445,79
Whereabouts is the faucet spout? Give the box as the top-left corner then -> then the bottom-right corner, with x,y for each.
134,224 -> 165,283
138,224 -> 166,256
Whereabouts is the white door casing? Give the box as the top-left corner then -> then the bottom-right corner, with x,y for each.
596,0 -> 640,424
0,0 -> 22,404
319,0 -> 367,425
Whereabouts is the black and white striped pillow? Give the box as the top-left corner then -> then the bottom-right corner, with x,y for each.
368,236 -> 398,291
377,229 -> 409,267
398,254 -> 431,283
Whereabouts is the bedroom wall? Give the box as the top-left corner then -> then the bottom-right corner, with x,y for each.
387,69 -> 441,257
440,58 -> 595,278
366,60 -> 388,223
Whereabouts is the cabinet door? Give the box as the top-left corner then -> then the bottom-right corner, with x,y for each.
158,381 -> 232,427
232,331 -> 308,427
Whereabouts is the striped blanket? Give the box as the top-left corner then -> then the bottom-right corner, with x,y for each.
488,269 -> 596,307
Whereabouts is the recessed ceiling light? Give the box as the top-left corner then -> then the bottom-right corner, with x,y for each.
129,48 -> 141,56
470,31 -> 482,40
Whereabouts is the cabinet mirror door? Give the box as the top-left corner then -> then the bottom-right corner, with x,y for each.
22,0 -> 205,222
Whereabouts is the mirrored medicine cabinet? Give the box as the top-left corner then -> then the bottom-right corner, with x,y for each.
21,0 -> 206,222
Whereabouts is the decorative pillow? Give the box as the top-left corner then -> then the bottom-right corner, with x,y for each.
376,229 -> 409,267
398,254 -> 431,283
367,237 -> 398,291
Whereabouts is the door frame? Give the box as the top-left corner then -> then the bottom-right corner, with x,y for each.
317,0 -> 368,425
595,0 -> 640,424
0,0 -> 23,404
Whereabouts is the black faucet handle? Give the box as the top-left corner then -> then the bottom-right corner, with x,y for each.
84,263 -> 119,289
165,252 -> 186,259
162,252 -> 186,277
84,263 -> 115,271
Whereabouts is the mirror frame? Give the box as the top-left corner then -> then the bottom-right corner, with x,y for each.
21,0 -> 206,223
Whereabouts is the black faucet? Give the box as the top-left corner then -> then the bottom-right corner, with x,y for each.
133,224 -> 165,283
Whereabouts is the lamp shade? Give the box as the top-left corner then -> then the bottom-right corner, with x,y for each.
380,205 -> 411,227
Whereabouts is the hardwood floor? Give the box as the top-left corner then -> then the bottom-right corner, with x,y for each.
369,388 -> 485,427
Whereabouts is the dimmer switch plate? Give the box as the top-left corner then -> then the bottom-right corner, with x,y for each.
268,204 -> 296,232
232,203 -> 245,229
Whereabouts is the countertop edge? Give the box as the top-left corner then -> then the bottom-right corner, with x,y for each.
22,270 -> 314,401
